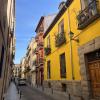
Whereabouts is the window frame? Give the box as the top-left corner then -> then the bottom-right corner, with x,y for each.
47,35 -> 50,48
47,60 -> 51,79
59,53 -> 66,78
58,19 -> 64,34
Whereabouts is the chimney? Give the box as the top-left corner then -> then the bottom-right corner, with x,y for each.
58,1 -> 66,10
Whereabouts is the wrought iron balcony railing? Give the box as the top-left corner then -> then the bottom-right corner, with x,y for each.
55,32 -> 66,47
77,0 -> 100,29
34,48 -> 38,54
37,42 -> 43,49
45,47 -> 51,55
39,58 -> 44,65
32,60 -> 38,66
24,67 -> 31,73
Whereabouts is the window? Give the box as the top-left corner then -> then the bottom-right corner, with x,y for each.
47,35 -> 50,48
0,45 -> 5,77
58,19 -> 64,33
60,53 -> 66,78
47,61 -> 51,79
81,0 -> 92,10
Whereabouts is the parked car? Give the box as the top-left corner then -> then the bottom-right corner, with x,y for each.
18,79 -> 26,86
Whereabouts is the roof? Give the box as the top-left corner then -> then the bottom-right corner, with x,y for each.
35,16 -> 44,32
43,0 -> 73,38
44,14 -> 57,33
35,14 -> 57,33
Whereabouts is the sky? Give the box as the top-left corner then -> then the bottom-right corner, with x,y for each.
15,0 -> 62,64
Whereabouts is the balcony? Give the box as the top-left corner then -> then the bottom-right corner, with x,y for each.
55,32 -> 66,47
32,60 -> 38,66
45,47 -> 51,55
37,42 -> 43,49
39,58 -> 44,65
77,0 -> 100,30
34,48 -> 38,54
24,67 -> 31,73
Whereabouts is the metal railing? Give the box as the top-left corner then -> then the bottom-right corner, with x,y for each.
45,47 -> 51,55
55,32 -> 66,47
39,58 -> 44,65
77,0 -> 100,29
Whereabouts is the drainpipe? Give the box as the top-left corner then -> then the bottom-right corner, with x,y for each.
67,7 -> 75,80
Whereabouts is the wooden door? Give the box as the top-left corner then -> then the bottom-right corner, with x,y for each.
88,60 -> 100,97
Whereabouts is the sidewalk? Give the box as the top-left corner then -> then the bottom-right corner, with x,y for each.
5,82 -> 20,100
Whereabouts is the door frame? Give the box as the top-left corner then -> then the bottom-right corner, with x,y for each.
78,36 -> 100,100
85,50 -> 100,98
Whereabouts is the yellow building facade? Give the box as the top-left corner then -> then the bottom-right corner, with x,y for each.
43,0 -> 100,100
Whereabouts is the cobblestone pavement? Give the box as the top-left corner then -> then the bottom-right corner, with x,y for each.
19,86 -> 57,100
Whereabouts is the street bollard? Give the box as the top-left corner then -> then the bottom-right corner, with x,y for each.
51,88 -> 53,94
68,94 -> 71,100
20,91 -> 22,99
17,86 -> 20,94
42,86 -> 44,91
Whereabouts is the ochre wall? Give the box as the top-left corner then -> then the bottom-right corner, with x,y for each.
44,0 -> 100,81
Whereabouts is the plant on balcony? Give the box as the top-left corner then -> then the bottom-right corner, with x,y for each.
77,0 -> 100,29
45,47 -> 51,55
55,32 -> 66,47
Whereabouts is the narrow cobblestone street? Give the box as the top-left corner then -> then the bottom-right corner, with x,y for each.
19,86 -> 57,100
5,82 -> 68,100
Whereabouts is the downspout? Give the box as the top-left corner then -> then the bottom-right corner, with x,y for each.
67,7 -> 75,80
64,4 -> 75,100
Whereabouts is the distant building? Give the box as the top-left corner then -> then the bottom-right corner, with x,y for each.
30,38 -> 37,87
24,38 -> 37,86
13,64 -> 20,78
35,14 -> 56,86
20,57 -> 26,79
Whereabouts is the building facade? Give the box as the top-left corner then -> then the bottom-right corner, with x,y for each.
43,0 -> 100,100
0,0 -> 16,99
30,38 -> 37,87
35,15 -> 56,86
13,64 -> 20,78
35,17 -> 44,86
24,38 -> 37,86
20,57 -> 26,79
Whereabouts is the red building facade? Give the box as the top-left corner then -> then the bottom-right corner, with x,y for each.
35,15 -> 56,86
35,17 -> 44,86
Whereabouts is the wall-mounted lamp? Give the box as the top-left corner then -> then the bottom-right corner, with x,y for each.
69,31 -> 74,38
69,31 -> 79,43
